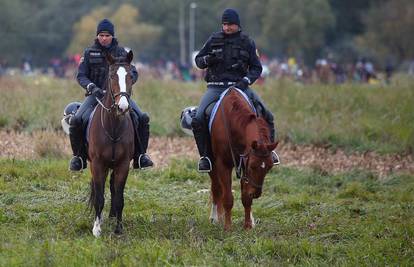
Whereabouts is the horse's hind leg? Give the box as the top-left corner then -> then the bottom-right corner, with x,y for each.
112,162 -> 130,235
90,161 -> 108,237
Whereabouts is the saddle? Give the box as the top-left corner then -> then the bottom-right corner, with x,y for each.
180,103 -> 216,136
180,88 -> 256,135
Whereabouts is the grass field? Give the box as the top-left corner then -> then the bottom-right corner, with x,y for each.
1,159 -> 413,266
0,75 -> 413,154
1,76 -> 413,265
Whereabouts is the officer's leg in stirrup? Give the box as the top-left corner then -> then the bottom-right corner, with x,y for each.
191,117 -> 212,172
131,111 -> 153,169
68,115 -> 86,171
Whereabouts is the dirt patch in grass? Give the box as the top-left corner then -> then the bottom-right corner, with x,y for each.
1,130 -> 413,177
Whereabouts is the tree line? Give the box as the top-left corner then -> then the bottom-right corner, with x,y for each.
0,0 -> 413,68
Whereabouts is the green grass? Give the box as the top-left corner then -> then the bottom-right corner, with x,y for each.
1,158 -> 413,266
0,75 -> 413,153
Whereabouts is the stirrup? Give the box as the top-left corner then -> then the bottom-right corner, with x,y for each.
272,151 -> 280,166
69,156 -> 84,171
137,154 -> 154,170
198,156 -> 212,173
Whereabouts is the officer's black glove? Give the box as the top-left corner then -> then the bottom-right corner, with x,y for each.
203,54 -> 222,66
235,77 -> 250,91
87,83 -> 104,98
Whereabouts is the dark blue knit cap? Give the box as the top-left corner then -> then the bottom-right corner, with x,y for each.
97,19 -> 114,36
222,8 -> 240,26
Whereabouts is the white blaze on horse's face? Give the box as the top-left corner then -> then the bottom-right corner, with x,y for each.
261,162 -> 265,169
116,67 -> 129,112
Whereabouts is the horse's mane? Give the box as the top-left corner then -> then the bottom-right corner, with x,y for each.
228,93 -> 256,129
256,117 -> 270,142
227,91 -> 271,143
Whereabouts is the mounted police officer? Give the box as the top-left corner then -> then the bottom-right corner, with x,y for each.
193,8 -> 280,172
68,18 -> 153,171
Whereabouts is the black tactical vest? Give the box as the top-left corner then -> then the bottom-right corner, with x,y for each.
206,32 -> 251,82
86,43 -> 127,88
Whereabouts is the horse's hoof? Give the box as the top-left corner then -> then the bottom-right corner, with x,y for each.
92,227 -> 101,237
114,224 -> 123,235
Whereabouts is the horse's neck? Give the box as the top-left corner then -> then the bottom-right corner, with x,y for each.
230,119 -> 259,153
244,120 -> 260,145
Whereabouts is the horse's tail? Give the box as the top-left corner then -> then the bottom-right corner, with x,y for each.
87,179 -> 95,213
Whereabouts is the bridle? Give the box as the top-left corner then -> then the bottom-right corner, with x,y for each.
220,88 -> 270,189
95,63 -> 132,143
237,148 -> 271,189
95,63 -> 132,113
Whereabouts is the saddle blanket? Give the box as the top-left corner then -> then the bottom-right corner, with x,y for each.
208,88 -> 256,133
86,106 -> 97,143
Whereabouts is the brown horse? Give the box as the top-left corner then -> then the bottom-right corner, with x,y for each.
209,88 -> 277,230
87,51 -> 135,236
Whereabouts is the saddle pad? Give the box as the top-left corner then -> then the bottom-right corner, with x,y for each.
208,88 -> 256,133
86,106 -> 98,143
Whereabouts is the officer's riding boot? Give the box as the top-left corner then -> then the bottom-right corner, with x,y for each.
191,119 -> 212,172
268,122 -> 280,166
68,124 -> 86,171
132,113 -> 154,169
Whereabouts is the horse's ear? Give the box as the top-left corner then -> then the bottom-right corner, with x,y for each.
126,50 -> 133,64
267,141 -> 278,151
251,140 -> 258,150
105,52 -> 115,65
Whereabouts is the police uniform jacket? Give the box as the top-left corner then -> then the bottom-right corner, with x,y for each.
77,38 -> 138,91
195,31 -> 262,86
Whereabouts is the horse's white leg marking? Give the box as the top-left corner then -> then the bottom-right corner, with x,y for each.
209,204 -> 218,223
116,67 -> 129,112
250,211 -> 255,228
92,216 -> 103,237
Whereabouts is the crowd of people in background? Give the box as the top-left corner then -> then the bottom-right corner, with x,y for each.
1,54 -> 414,85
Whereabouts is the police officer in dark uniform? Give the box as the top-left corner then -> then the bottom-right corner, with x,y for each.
193,8 -> 279,172
69,18 -> 153,171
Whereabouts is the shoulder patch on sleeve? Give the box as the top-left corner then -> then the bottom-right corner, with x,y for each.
79,57 -> 84,65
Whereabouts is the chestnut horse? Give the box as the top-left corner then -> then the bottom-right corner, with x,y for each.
209,88 -> 277,230
88,51 -> 135,236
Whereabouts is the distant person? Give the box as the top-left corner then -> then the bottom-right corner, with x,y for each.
193,8 -> 280,172
68,19 -> 153,171
21,56 -> 32,75
385,61 -> 394,84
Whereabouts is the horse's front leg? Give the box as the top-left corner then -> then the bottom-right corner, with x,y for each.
109,172 -> 116,218
90,160 -> 108,237
112,161 -> 130,235
241,182 -> 255,229
217,161 -> 233,231
209,165 -> 223,224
